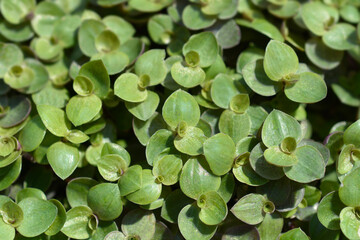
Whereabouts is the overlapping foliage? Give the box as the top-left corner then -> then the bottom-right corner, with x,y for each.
0,0 -> 359,239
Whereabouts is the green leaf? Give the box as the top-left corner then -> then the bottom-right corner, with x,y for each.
1,0 -> 35,24
180,156 -> 221,199
125,91 -> 160,121
305,37 -> 343,70
339,207 -> 360,239
317,191 -> 345,230
183,32 -> 218,68
145,129 -> 175,166
66,95 -> 102,127
182,5 -> 216,30
0,96 -> 31,128
78,19 -> 106,57
257,212 -> 284,240
114,73 -> 148,103
243,59 -> 282,97
261,110 -> 302,147
47,142 -> 80,180
161,189 -> 193,224
231,193 -> 266,225
236,47 -> 264,74
263,40 -> 299,81
217,173 -> 235,203
171,61 -> 205,88
65,129 -> 89,144
279,228 -> 309,240
174,126 -> 207,156
284,72 -> 327,103
0,158 -> 22,191
340,4 -> 360,23
87,183 -> 122,221
126,169 -> 162,205
264,146 -> 298,167
0,43 -> 24,78
0,218 -> 15,240
17,198 -> 57,237
322,23 -> 358,51
118,165 -> 142,196
19,115 -> 46,152
105,231 -> 126,240
97,154 -> 128,182
284,145 -> 325,183
0,200 -> 23,227
91,51 -> 129,75
339,167 -> 360,207
203,133 -> 235,176
89,221 -> 118,240
344,119 -> 360,147
45,199 -> 67,236
249,143 -> 285,180
153,155 -> 183,186
162,89 -> 200,130
66,177 -> 98,208
133,112 -> 167,146
61,205 -> 97,239
301,2 -> 332,36
197,191 -> 227,225
37,105 -> 71,137
78,60 -> 110,99
258,177 -> 304,212
211,73 -> 245,109
178,204 -> 217,240
219,110 -> 251,144
16,188 -> 46,203
121,209 -> 156,240
135,49 -> 167,86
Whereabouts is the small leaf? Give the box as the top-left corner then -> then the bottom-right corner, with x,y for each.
219,110 -> 251,144
171,61 -> 205,88
182,5 -> 216,30
264,146 -> 298,167
66,177 -> 98,208
121,209 -> 156,240
231,193 -> 266,225
153,155 -> 183,186
118,165 -> 142,196
178,204 -> 217,240
183,32 -> 218,68
135,49 -> 167,86
317,191 -> 345,230
162,89 -> 200,130
339,167 -> 360,207
61,205 -> 97,239
279,228 -> 309,240
174,126 -> 207,156
114,73 -> 148,103
197,191 -> 227,226
17,198 -> 57,237
87,183 -> 122,221
66,95 -> 102,127
284,72 -> 327,103
261,110 -> 302,147
47,142 -> 80,180
125,91 -> 160,121
339,207 -> 360,239
19,115 -> 46,152
204,133 -> 235,176
284,145 -> 325,183
180,156 -> 221,200
78,60 -> 110,98
263,40 -> 299,81
97,154 -> 128,182
37,105 -> 71,137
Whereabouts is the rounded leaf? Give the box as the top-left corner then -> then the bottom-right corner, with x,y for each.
61,205 -> 96,239
203,133 -> 236,176
47,142 -> 80,180
87,183 -> 122,221
180,157 -> 221,200
198,191 -> 228,225
135,49 -> 167,86
178,204 -> 217,240
66,95 -> 102,127
114,73 -> 148,103
153,155 -> 183,186
231,194 -> 266,225
121,209 -> 156,240
162,90 -> 200,129
339,167 -> 360,207
183,32 -> 218,68
263,40 -> 299,81
17,198 -> 57,237
125,91 -> 160,121
284,72 -> 327,103
317,191 -> 345,230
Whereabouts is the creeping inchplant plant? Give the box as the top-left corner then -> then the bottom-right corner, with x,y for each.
0,0 -> 359,239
